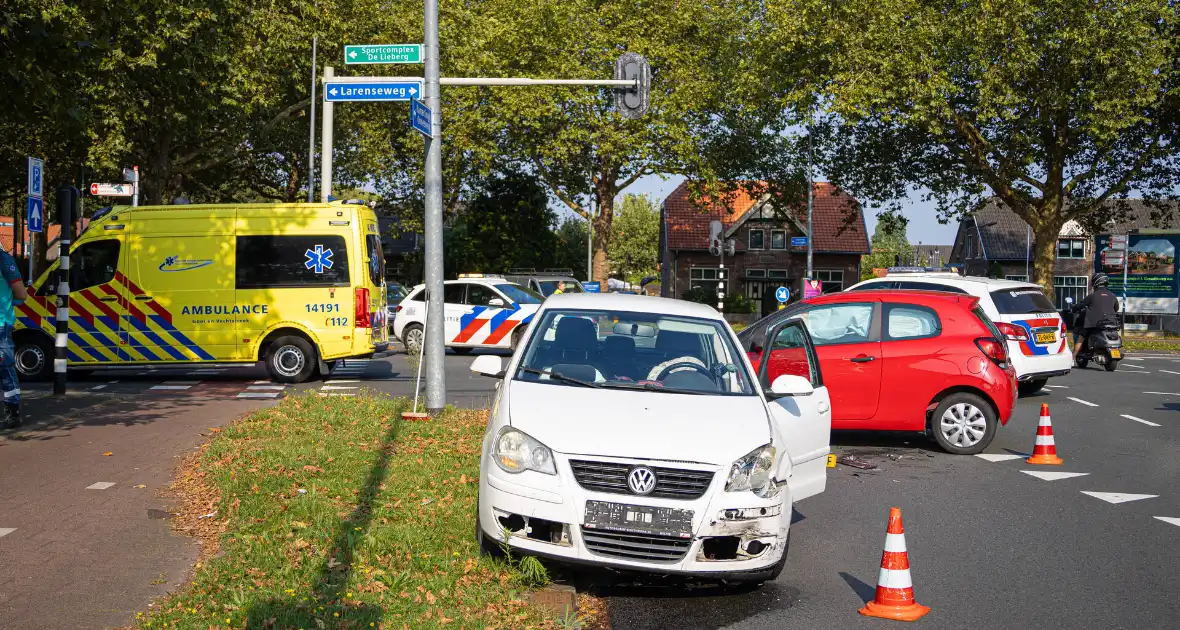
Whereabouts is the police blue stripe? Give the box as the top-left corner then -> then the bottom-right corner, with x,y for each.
149,316 -> 216,361
485,308 -> 516,336
123,316 -> 181,361
522,312 -> 535,325
460,306 -> 488,330
74,318 -> 124,361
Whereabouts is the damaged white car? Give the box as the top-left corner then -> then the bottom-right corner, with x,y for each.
471,293 -> 832,585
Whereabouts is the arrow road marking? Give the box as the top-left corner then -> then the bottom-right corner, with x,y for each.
1067,396 -> 1098,407
974,454 -> 1025,463
1022,471 -> 1090,481
1155,517 -> 1180,528
0,528 -> 15,538
1081,491 -> 1159,504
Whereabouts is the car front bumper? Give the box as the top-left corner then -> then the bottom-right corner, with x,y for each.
478,461 -> 792,578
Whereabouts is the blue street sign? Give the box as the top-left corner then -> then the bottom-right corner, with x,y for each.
775,286 -> 790,303
27,196 -> 44,233
791,236 -> 808,247
410,99 -> 433,138
324,82 -> 422,102
28,157 -> 44,198
584,282 -> 601,293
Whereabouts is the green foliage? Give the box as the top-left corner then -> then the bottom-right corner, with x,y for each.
860,214 -> 913,280
444,171 -> 557,274
552,218 -> 590,280
682,286 -> 716,306
609,194 -> 660,284
722,293 -> 757,314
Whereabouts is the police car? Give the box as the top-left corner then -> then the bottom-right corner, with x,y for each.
392,275 -> 544,354
846,268 -> 1072,395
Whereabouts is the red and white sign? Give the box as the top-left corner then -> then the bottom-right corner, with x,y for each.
90,182 -> 135,197
1109,234 -> 1128,250
1101,250 -> 1126,268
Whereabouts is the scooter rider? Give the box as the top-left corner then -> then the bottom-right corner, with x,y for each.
1073,272 -> 1120,356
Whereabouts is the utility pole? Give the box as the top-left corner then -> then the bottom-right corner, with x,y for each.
422,0 -> 446,414
806,124 -> 814,279
307,0 -> 318,203
320,66 -> 334,203
587,197 -> 594,283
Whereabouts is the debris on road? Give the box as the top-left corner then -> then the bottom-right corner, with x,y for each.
102,451 -> 113,456
838,454 -> 878,470
198,511 -> 218,520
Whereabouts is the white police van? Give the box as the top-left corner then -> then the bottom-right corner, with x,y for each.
392,275 -> 544,354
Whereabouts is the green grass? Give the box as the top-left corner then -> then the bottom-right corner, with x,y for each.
135,393 -> 555,630
729,322 -> 749,333
1124,338 -> 1180,352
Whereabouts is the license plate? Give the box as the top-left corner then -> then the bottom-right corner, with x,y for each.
1035,332 -> 1056,344
1110,349 -> 1121,359
584,500 -> 694,538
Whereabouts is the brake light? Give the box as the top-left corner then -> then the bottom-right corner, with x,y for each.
1059,318 -> 1067,337
995,322 -> 1029,342
395,304 -> 403,313
355,288 -> 371,328
975,337 -> 1008,366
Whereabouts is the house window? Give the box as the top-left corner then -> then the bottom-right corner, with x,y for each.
745,269 -> 767,278
690,267 -> 724,290
814,269 -> 844,293
767,269 -> 788,280
1005,275 -> 1029,282
770,230 -> 786,250
749,229 -> 765,250
1054,276 -> 1089,310
1057,239 -> 1085,259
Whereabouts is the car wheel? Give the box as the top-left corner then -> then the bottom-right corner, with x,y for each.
1017,379 -> 1047,396
14,336 -> 53,381
475,510 -> 504,558
931,393 -> 998,455
451,347 -> 473,356
1105,358 -> 1119,372
402,324 -> 424,355
265,335 -> 317,384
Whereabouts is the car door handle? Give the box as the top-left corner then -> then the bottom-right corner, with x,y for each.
818,400 -> 830,414
99,297 -> 119,302
134,295 -> 152,301
850,355 -> 875,363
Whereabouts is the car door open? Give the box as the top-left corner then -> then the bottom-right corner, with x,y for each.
759,319 -> 832,502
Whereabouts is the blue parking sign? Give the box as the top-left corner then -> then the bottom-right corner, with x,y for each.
775,286 -> 790,303
27,196 -> 43,233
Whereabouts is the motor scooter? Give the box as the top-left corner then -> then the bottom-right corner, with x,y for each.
1062,297 -> 1122,371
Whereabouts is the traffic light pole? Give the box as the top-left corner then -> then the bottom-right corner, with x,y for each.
422,0 -> 446,414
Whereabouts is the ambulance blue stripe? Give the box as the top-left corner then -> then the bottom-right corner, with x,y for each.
18,316 -> 39,330
98,316 -> 118,330
123,317 -> 183,361
150,316 -> 216,361
67,333 -> 110,363
67,349 -> 85,363
74,318 -> 123,360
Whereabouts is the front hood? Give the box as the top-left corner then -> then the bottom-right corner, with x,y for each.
506,381 -> 771,465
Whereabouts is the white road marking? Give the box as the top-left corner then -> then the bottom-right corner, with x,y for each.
1143,391 -> 1180,396
1045,385 -> 1069,389
86,482 -> 116,490
1022,471 -> 1090,481
1081,491 -> 1159,504
237,392 -> 281,399
1122,363 -> 1145,369
150,385 -> 191,390
90,384 -> 107,390
1126,357 -> 1145,361
108,380 -> 119,383
1067,397 -> 1098,407
318,392 -> 356,397
247,385 -> 286,391
1159,369 -> 1180,376
0,528 -> 15,538
325,379 -> 361,384
253,380 -> 271,384
321,385 -> 358,391
1155,517 -> 1180,528
164,380 -> 201,385
974,454 -> 1025,463
1121,414 -> 1161,427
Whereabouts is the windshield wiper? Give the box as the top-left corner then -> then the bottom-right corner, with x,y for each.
518,366 -> 603,389
596,381 -> 706,396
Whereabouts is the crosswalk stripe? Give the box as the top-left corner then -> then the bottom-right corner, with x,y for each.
150,385 -> 191,390
237,392 -> 281,399
247,385 -> 286,391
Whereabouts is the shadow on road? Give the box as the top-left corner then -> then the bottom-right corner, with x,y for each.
831,430 -> 943,455
839,571 -> 876,604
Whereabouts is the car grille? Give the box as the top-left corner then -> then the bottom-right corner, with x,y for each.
569,460 -> 715,500
580,527 -> 692,562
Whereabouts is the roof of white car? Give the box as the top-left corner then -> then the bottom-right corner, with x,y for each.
862,273 -> 1038,291
542,292 -> 726,320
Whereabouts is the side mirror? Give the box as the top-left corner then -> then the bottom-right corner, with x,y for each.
768,374 -> 814,398
470,355 -> 505,378
488,298 -> 506,307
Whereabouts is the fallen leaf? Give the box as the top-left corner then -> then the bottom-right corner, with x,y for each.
291,521 -> 309,529
303,465 -> 324,474
102,452 -> 113,457
133,484 -> 147,489
458,474 -> 468,485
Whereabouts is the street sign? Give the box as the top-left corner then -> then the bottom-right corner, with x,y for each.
1110,234 -> 1128,250
344,44 -> 423,65
26,197 -> 43,233
791,236 -> 808,247
1101,249 -> 1126,268
27,157 -> 44,198
90,183 -> 135,197
410,99 -> 433,138
584,282 -> 601,293
775,286 -> 790,303
324,81 -> 422,102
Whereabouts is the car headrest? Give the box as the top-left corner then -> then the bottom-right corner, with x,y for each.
550,363 -> 598,383
555,316 -> 597,350
655,330 -> 700,355
603,335 -> 636,357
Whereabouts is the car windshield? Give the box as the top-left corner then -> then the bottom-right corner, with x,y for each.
538,280 -> 583,296
495,283 -> 544,304
514,308 -> 755,396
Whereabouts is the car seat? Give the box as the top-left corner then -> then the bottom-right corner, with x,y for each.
546,316 -> 599,368
602,335 -> 637,380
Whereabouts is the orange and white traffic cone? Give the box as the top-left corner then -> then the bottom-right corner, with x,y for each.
1026,403 -> 1063,465
859,507 -> 930,622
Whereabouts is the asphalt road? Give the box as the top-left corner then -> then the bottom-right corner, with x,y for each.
604,355 -> 1180,629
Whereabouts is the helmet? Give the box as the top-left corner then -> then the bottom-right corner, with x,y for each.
1091,272 -> 1109,288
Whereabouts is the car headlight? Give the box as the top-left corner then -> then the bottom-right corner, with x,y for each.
724,444 -> 778,498
492,427 -> 556,475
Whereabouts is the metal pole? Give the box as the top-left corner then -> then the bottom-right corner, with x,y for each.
307,0 -> 318,203
806,126 -> 814,279
131,166 -> 139,207
320,66 -> 334,202
587,198 -> 593,283
1025,224 -> 1030,279
422,0 -> 446,413
53,185 -> 76,396
1122,231 -> 1130,334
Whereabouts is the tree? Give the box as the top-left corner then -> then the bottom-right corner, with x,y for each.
609,194 -> 660,284
808,0 -> 1180,297
552,218 -> 589,280
860,214 -> 912,280
444,171 -> 557,275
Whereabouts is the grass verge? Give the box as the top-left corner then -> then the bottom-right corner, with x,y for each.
134,392 -> 564,629
1124,338 -> 1180,353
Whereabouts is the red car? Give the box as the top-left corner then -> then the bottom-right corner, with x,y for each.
737,290 -> 1016,454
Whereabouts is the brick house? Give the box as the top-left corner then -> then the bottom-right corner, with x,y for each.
659,181 -> 871,317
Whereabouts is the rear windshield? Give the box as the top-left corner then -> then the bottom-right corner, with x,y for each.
990,288 -> 1056,314
366,234 -> 385,286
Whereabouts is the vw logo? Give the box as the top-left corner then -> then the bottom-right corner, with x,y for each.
627,467 -> 657,495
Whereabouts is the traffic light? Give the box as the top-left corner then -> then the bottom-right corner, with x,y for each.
614,52 -> 650,119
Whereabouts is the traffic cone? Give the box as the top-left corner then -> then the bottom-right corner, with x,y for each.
1026,403 -> 1063,465
859,507 -> 930,622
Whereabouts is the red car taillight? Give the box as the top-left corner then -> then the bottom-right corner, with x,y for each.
995,322 -> 1029,342
354,288 -> 371,328
975,337 -> 1009,366
1059,318 -> 1067,337
395,304 -> 403,313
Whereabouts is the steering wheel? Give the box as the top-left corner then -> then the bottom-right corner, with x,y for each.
654,361 -> 715,382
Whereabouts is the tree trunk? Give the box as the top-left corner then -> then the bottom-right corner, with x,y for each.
592,189 -> 615,285
285,165 -> 300,202
1030,216 -> 1065,303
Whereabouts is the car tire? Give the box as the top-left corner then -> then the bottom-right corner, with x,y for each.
930,393 -> 998,455
451,347 -> 473,356
14,335 -> 53,381
1017,379 -> 1047,396
265,335 -> 317,384
475,510 -> 504,558
402,324 -> 424,355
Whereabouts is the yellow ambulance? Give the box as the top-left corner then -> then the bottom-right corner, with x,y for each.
13,200 -> 388,383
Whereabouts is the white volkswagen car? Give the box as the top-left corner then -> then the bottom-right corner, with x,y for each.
470,293 -> 832,584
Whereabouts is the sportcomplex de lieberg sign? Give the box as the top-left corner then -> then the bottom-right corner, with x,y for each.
1095,232 -> 1180,314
